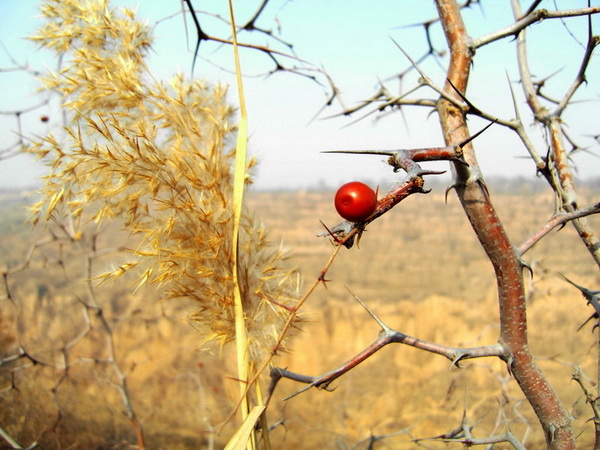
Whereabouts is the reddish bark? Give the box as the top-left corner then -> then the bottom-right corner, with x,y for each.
434,1 -> 575,447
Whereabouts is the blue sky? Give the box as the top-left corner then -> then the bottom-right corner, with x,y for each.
1,0 -> 599,191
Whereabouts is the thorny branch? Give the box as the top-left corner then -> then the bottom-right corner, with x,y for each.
318,4 -> 600,132
472,6 -> 600,49
1,223 -> 150,449
83,243 -> 147,449
558,273 -> 600,331
560,273 -> 600,447
320,121 -> 496,244
264,127 -> 506,406
269,291 -> 505,402
434,0 -> 575,446
420,1 -> 598,447
518,202 -> 600,256
260,0 -> 600,427
0,46 -> 52,160
182,0 -> 314,80
4,0 -> 600,447
167,1 -> 599,446
416,410 -> 526,449
233,161 -> 431,420
572,367 -> 600,449
511,0 -> 600,269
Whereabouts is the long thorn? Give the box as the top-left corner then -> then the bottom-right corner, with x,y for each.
458,120 -> 498,149
345,287 -> 392,332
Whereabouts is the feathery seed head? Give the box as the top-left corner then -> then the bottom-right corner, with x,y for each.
27,0 -> 301,362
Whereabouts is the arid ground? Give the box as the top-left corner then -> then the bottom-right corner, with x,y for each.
1,181 -> 599,448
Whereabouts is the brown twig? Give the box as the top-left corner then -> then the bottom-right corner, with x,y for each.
271,290 -> 505,402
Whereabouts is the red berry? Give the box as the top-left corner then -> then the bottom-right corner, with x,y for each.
40,115 -> 49,123
334,181 -> 377,222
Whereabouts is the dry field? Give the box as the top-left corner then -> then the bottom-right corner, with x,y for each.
1,183 -> 599,449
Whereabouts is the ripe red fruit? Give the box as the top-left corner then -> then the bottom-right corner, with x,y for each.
334,181 -> 378,222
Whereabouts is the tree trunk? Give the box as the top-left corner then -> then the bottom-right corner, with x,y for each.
434,1 -> 575,447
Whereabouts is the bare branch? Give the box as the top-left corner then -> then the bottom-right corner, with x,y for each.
555,28 -> 600,116
472,6 -> 600,49
511,0 -> 600,268
572,367 -> 600,448
276,291 -> 505,401
182,0 -> 308,77
417,410 -> 526,449
518,202 -> 600,255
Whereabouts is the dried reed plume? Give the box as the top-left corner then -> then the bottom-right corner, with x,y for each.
26,0 -> 300,362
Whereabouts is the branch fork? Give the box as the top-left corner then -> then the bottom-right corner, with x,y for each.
268,290 -> 507,403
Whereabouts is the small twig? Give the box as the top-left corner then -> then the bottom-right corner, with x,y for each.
351,427 -> 412,449
557,273 -> 600,331
572,367 -> 600,448
518,202 -> 600,255
555,20 -> 600,116
472,6 -> 600,49
416,409 -> 526,449
183,0 -> 307,76
390,38 -> 467,108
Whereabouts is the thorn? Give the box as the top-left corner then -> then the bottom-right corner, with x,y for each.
445,183 -> 456,204
450,354 -> 464,369
355,229 -> 364,248
183,0 -> 209,75
506,354 -> 514,377
557,273 -> 600,331
556,221 -> 568,232
453,157 -> 470,168
319,382 -> 336,393
418,169 -> 447,177
477,178 -> 490,201
557,273 -> 600,298
318,272 -> 332,288
345,287 -> 391,333
521,259 -> 533,278
283,385 -> 311,401
283,377 -> 336,400
343,234 -> 356,249
458,119 -> 498,149
319,220 -> 343,245
446,78 -> 484,116
506,70 -> 523,122
577,313 -> 598,332
321,149 -> 396,156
